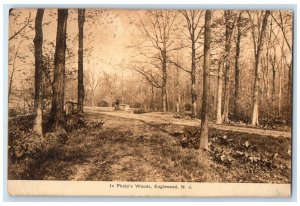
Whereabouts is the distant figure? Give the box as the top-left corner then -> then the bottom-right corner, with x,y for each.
114,99 -> 120,110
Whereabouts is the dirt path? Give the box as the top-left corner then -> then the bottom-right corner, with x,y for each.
9,112 -> 291,183
85,107 -> 291,138
43,114 -> 175,181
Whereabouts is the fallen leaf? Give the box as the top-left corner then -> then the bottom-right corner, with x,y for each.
236,150 -> 244,156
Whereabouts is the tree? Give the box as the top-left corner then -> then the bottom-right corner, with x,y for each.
135,10 -> 178,112
173,10 -> 204,117
33,9 -> 45,135
8,34 -> 27,99
233,11 -> 247,119
174,63 -> 181,113
102,71 -> 118,106
248,10 -> 271,126
222,10 -> 236,123
50,9 -> 68,132
270,11 -> 293,112
77,9 -> 85,113
84,65 -> 101,107
199,10 -> 212,150
268,25 -> 280,114
215,59 -> 223,124
215,11 -> 236,124
8,10 -> 35,100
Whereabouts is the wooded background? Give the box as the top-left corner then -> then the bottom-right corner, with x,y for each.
8,9 -> 292,131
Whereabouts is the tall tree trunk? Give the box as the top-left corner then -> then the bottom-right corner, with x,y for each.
162,48 -> 167,112
191,37 -> 197,117
162,85 -> 167,112
278,55 -> 283,116
121,70 -> 124,104
77,9 -> 85,113
222,64 -> 230,122
151,84 -> 154,110
91,90 -> 95,107
166,88 -> 169,111
199,10 -> 212,150
33,9 -> 44,135
175,43 -> 180,113
272,64 -> 276,114
50,9 -> 68,132
266,19 -> 272,104
278,69 -> 282,116
222,11 -> 234,123
175,66 -> 180,113
172,68 -> 175,112
176,96 -> 180,113
251,10 -> 270,126
234,12 -> 242,120
288,59 -> 292,111
216,61 -> 223,124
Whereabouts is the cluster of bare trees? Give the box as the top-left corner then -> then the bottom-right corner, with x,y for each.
130,10 -> 292,126
127,10 -> 292,147
8,9 -> 292,149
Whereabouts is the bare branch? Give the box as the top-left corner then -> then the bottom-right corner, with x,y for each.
168,59 -> 191,74
9,12 -> 32,41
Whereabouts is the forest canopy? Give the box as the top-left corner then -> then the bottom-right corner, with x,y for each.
8,9 -> 293,129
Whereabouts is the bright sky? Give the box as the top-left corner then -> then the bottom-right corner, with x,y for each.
9,8 -> 293,88
9,9 -> 140,82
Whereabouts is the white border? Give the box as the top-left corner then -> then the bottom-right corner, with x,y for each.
1,0 -> 299,205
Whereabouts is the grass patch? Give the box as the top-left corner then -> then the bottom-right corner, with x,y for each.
8,113 -> 291,183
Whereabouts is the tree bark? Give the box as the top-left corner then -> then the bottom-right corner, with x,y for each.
199,10 -> 212,150
175,66 -> 180,113
222,10 -> 235,123
288,59 -> 292,110
162,48 -> 167,112
216,61 -> 223,124
77,9 -> 85,113
233,12 -> 242,120
91,91 -> 95,107
151,84 -> 154,110
50,9 -> 68,132
278,68 -> 282,116
265,19 -> 272,103
33,9 -> 44,135
271,59 -> 276,115
251,10 -> 270,126
191,36 -> 197,117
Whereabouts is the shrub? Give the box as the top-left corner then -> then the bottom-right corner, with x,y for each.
9,113 -> 35,133
133,102 -> 143,108
97,100 -> 109,107
184,103 -> 192,111
8,132 -> 57,161
64,114 -> 104,132
133,108 -> 153,114
9,109 -> 18,117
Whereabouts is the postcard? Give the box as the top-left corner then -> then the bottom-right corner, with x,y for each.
7,8 -> 292,197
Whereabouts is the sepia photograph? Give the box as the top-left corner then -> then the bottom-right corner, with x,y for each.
7,7 -> 293,196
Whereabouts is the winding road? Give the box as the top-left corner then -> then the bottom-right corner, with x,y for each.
85,106 -> 291,138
